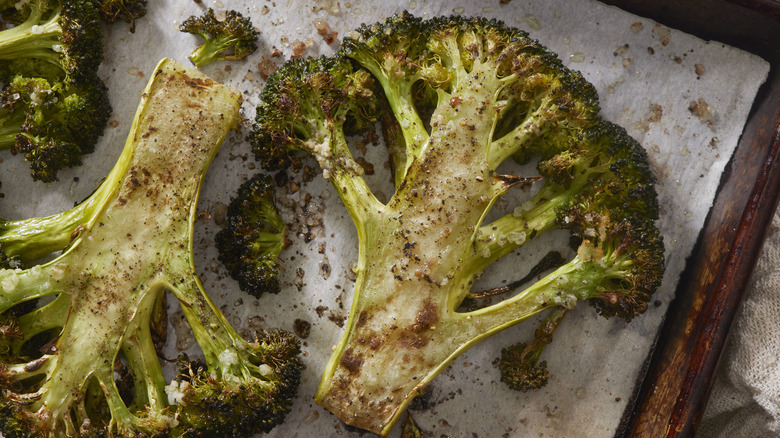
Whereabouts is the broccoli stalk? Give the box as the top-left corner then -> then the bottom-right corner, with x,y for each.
0,58 -> 301,437
179,8 -> 258,68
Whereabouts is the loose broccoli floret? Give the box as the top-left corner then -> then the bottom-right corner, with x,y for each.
0,0 -> 111,181
179,8 -> 258,68
250,12 -> 664,436
96,0 -> 147,30
0,59 -> 301,438
0,0 -> 103,85
0,74 -> 111,182
215,173 -> 288,298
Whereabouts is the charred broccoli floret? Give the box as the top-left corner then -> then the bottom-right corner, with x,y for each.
250,11 -> 664,436
0,0 -> 103,85
179,8 -> 258,68
498,308 -> 566,391
0,74 -> 111,182
0,59 -> 301,438
215,173 -> 288,298
95,0 -> 147,30
0,0 -> 111,182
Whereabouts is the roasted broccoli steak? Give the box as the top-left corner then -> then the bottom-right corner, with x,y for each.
0,59 -> 301,438
249,11 -> 664,436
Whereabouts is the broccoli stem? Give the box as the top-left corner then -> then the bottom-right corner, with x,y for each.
488,96 -> 559,168
315,54 -> 607,435
14,293 -> 69,353
0,121 -> 131,262
188,37 -> 224,67
317,122 -> 381,227
348,51 -> 429,169
169,277 -> 246,374
120,289 -> 168,413
0,268 -> 63,313
317,58 -> 509,433
0,4 -> 62,65
0,108 -> 26,150
470,183 -> 572,272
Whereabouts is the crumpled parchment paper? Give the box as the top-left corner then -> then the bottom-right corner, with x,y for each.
0,0 -> 769,436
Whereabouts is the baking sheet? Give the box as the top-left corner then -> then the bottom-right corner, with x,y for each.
0,0 -> 770,436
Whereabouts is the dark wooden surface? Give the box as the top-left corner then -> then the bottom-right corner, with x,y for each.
596,1 -> 780,437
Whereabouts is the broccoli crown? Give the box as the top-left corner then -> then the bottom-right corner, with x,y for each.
252,55 -> 378,175
0,0 -> 104,85
179,8 -> 258,68
215,173 -> 288,297
174,329 -> 302,437
250,12 -> 663,436
0,59 -> 300,438
0,0 -> 110,182
0,73 -> 111,182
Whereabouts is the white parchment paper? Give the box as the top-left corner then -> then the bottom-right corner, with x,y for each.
0,0 -> 769,437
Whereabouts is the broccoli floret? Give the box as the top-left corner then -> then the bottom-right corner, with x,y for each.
0,59 -> 301,437
498,307 -> 567,392
95,0 -> 147,30
179,8 -> 258,68
0,74 -> 111,182
0,0 -> 103,85
0,0 -> 111,182
215,173 -> 288,298
250,12 -> 663,436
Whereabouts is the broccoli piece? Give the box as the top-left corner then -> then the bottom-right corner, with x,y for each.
0,74 -> 111,182
95,0 -> 147,30
0,0 -> 103,86
215,173 -> 288,298
0,58 -> 301,437
498,307 -> 567,392
250,12 -> 664,436
0,0 -> 111,182
179,8 -> 258,68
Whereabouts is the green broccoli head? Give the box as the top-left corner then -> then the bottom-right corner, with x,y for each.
0,0 -> 104,86
180,8 -> 258,68
174,329 -> 301,436
0,59 -> 300,438
249,12 -> 663,436
252,55 -> 378,174
0,74 -> 111,182
215,173 -> 288,298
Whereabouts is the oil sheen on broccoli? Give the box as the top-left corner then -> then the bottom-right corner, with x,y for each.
250,12 -> 664,436
0,59 -> 301,437
0,0 -> 111,182
179,8 -> 258,68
